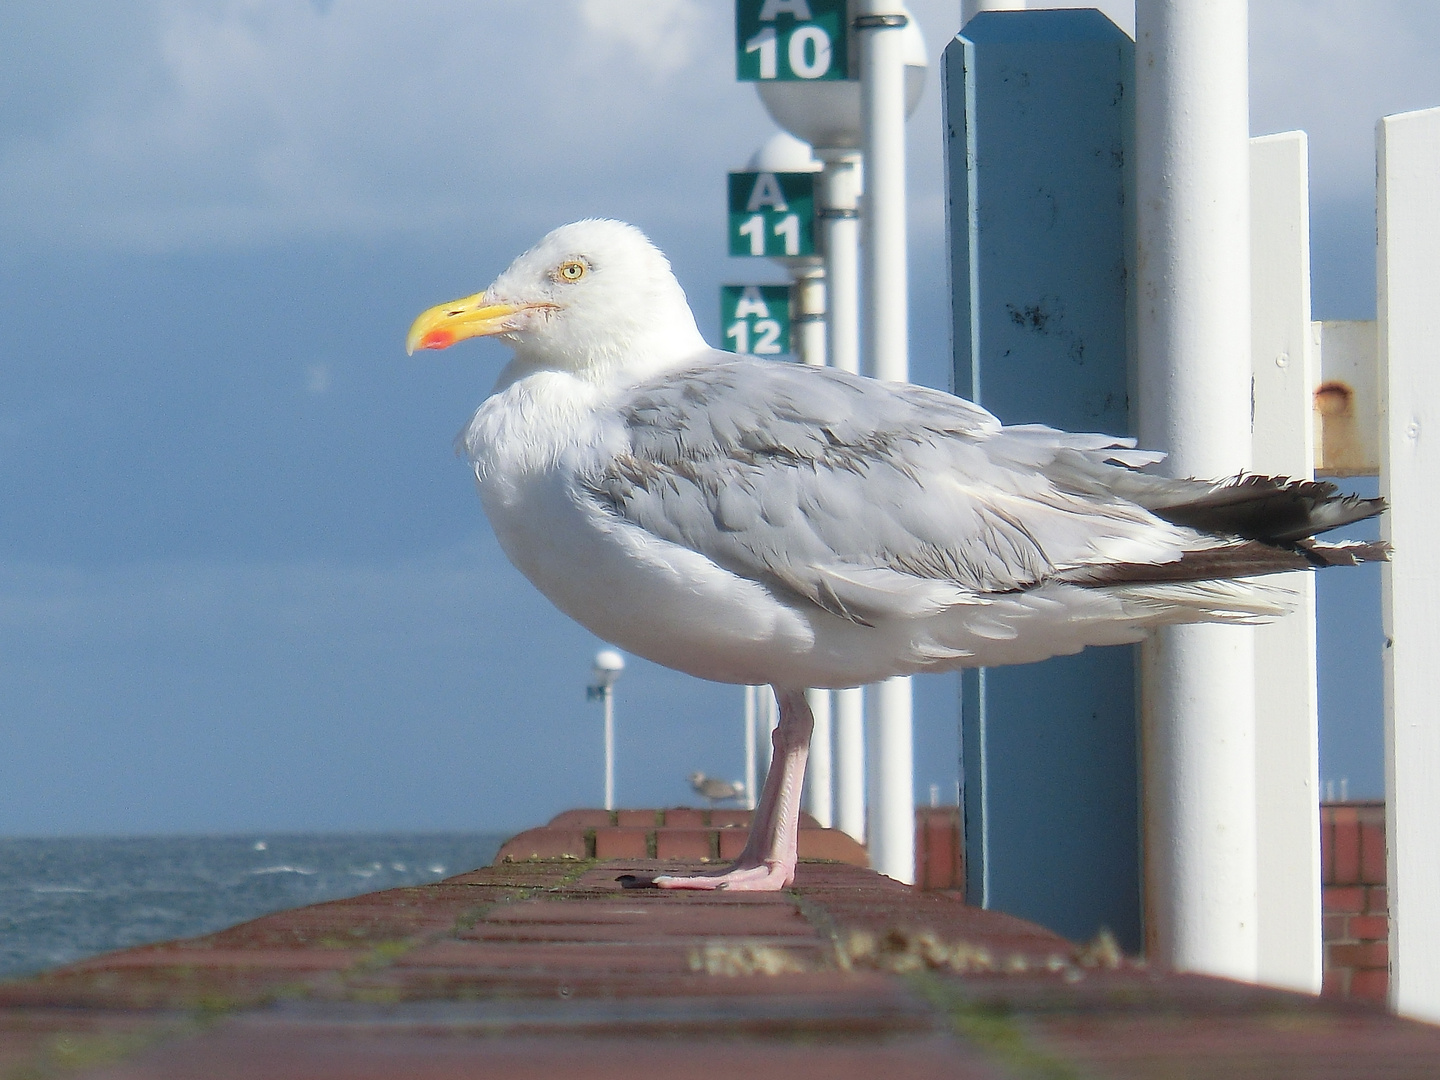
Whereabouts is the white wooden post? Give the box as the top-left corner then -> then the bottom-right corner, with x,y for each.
858,0 -> 916,884
1378,104 -> 1440,1023
1250,130 -> 1322,993
1135,0 -> 1258,980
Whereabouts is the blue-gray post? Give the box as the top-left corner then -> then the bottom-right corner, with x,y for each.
945,9 -> 1139,951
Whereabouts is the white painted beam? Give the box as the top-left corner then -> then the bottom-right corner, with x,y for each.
1250,130 -> 1321,994
1378,104 -> 1440,1024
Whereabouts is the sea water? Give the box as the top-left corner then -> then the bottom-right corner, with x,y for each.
0,833 -> 504,980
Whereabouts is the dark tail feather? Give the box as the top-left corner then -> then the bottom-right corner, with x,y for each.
1295,538 -> 1391,568
1144,474 -> 1385,543
1060,537 -> 1389,588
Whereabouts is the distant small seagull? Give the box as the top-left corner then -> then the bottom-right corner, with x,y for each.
407,219 -> 1386,892
690,772 -> 746,807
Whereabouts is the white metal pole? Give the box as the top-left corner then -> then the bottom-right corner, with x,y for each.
603,686 -> 615,812
1135,0 -> 1257,980
820,153 -> 862,377
744,685 -> 758,811
791,271 -> 835,829
818,149 -> 867,842
759,687 -> 779,779
859,0 -> 915,885
833,689 -> 865,840
804,689 -> 834,827
792,269 -> 826,368
867,677 -> 914,883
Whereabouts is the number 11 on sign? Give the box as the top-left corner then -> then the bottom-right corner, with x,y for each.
737,213 -> 802,256
728,172 -> 816,258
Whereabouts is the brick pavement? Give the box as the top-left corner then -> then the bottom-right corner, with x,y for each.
2,812 -> 1438,1078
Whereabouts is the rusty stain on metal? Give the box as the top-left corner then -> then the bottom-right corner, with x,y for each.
1315,380 -> 1355,416
1315,378 -> 1374,476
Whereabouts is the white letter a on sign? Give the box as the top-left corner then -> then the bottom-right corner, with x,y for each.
746,173 -> 788,212
759,0 -> 813,20
735,286 -> 771,319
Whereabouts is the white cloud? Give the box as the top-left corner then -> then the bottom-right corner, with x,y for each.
1,0 -> 1433,268
0,0 -> 765,251
578,0 -> 712,76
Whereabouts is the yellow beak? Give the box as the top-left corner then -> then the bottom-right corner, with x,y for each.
405,294 -> 542,355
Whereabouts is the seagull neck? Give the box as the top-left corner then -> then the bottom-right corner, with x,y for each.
500,329 -> 710,389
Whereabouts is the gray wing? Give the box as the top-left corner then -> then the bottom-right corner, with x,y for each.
582,356 -> 1189,625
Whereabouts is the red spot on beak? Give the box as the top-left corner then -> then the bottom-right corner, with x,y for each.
419,328 -> 456,350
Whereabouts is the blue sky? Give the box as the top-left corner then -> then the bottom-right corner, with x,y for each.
1,1 -> 1435,835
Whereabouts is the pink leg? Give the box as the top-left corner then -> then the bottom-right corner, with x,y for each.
653,687 -> 813,892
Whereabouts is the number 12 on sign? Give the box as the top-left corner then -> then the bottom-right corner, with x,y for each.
721,285 -> 792,356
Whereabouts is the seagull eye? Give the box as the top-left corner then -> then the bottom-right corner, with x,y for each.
557,260 -> 587,283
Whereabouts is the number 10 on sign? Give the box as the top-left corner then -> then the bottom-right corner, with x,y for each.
736,0 -> 850,81
721,285 -> 792,356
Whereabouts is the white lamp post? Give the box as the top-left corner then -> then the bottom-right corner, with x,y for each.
589,649 -> 625,811
751,5 -> 926,857
745,132 -> 827,372
854,0 -> 923,885
743,131 -> 834,828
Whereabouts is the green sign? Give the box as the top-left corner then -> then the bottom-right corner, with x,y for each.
736,0 -> 850,82
728,171 -> 816,258
721,285 -> 792,356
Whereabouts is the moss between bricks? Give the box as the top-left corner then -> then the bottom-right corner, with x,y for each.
909,972 -> 1085,1080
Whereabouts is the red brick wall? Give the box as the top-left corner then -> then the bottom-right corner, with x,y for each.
916,800 -> 1391,995
914,806 -> 964,891
1321,800 -> 1389,1003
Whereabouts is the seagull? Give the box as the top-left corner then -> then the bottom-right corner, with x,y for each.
407,219 -> 1385,892
690,772 -> 746,806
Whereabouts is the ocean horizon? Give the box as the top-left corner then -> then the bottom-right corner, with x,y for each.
0,832 -> 506,980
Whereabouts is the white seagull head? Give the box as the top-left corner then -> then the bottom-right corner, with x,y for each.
406,219 -> 708,380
